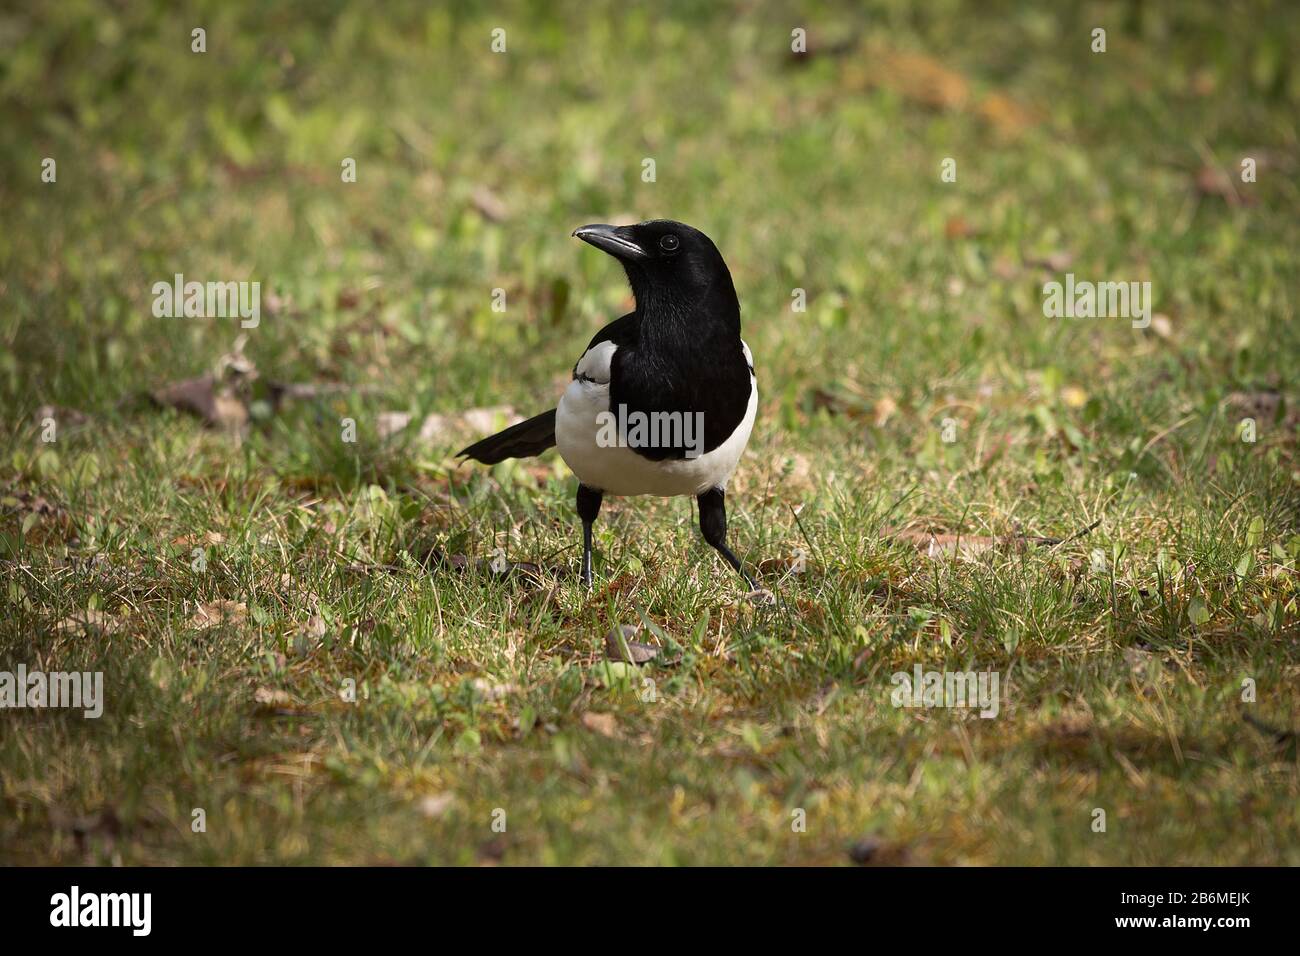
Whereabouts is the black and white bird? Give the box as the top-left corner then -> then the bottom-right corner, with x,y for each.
458,219 -> 759,590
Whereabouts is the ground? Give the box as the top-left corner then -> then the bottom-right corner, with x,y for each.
1,1 -> 1298,865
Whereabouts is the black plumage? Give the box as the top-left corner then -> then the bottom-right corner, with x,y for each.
459,219 -> 760,590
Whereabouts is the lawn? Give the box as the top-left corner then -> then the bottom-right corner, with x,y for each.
1,0 -> 1298,865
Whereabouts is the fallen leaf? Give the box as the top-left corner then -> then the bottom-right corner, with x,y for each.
290,614 -> 327,655
885,526 -> 1069,558
253,686 -> 295,710
471,678 -> 518,701
151,375 -> 248,431
757,555 -> 812,577
1227,390 -> 1296,426
580,711 -> 621,738
3,491 -> 63,519
380,406 -> 519,445
976,92 -> 1038,138
377,411 -> 413,439
944,216 -> 977,239
190,600 -> 248,629
417,793 -> 456,819
873,50 -> 969,110
54,609 -> 127,636
171,530 -> 225,547
604,624 -> 660,663
874,395 -> 898,427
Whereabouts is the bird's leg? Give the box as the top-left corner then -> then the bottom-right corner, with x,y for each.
697,488 -> 756,591
576,484 -> 603,588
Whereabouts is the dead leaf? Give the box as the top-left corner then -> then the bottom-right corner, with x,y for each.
215,336 -> 257,380
171,530 -> 225,548
54,609 -> 127,636
151,375 -> 248,431
874,395 -> 898,427
471,678 -> 518,701
809,387 -> 868,419
944,216 -> 977,239
253,686 -> 295,710
757,555 -> 812,577
376,411 -> 413,439
1227,390 -> 1296,426
3,490 -> 63,519
604,624 -> 660,663
275,572 -> 322,609
873,50 -> 969,110
581,711 -> 621,738
1122,646 -> 1158,674
457,406 -> 518,436
417,793 -> 456,819
190,600 -> 248,629
290,614 -> 327,655
976,92 -> 1037,138
380,406 -> 519,445
885,526 -> 1066,558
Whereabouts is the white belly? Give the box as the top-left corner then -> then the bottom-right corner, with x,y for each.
555,375 -> 757,497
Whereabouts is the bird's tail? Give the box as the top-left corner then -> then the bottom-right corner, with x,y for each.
457,409 -> 557,464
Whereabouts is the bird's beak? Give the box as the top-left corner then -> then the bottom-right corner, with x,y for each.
572,223 -> 648,261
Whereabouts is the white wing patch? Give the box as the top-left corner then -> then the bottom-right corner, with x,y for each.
574,340 -> 618,384
741,338 -> 754,374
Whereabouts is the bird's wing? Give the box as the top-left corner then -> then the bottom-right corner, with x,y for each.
573,311 -> 639,384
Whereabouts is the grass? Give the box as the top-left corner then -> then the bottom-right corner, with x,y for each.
1,0 -> 1298,865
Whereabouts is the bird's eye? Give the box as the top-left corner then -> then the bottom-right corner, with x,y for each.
659,234 -> 680,253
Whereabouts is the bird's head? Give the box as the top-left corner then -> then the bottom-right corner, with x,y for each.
572,219 -> 738,323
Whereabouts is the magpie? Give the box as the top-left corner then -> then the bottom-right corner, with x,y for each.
458,219 -> 759,591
